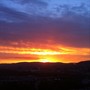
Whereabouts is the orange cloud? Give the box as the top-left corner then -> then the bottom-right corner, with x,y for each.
0,44 -> 90,63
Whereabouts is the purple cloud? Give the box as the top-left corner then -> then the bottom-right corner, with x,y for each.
0,0 -> 90,48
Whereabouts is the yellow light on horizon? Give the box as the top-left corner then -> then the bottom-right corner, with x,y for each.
40,59 -> 50,63
38,56 -> 58,63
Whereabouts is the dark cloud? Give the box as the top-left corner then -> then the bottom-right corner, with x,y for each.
52,11 -> 90,47
0,17 -> 90,48
0,5 -> 30,22
0,0 -> 90,48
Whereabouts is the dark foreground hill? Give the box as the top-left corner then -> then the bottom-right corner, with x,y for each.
0,60 -> 90,90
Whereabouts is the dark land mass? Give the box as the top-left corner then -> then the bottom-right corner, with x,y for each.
0,60 -> 90,90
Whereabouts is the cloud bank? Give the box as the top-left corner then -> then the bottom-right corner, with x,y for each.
0,0 -> 90,63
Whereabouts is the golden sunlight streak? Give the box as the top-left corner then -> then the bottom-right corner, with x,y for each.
0,46 -> 89,55
28,51 -> 60,55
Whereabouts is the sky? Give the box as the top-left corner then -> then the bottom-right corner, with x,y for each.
0,0 -> 90,63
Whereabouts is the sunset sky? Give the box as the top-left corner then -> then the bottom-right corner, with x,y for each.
0,0 -> 90,63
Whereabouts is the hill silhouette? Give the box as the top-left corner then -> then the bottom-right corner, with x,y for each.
0,60 -> 90,90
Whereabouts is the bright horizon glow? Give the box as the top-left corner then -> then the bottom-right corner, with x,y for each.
39,59 -> 51,63
38,57 -> 59,63
0,45 -> 90,64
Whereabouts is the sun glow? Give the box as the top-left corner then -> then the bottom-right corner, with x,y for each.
39,56 -> 58,63
40,59 -> 50,63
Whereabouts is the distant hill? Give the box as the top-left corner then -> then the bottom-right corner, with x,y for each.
0,60 -> 90,73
